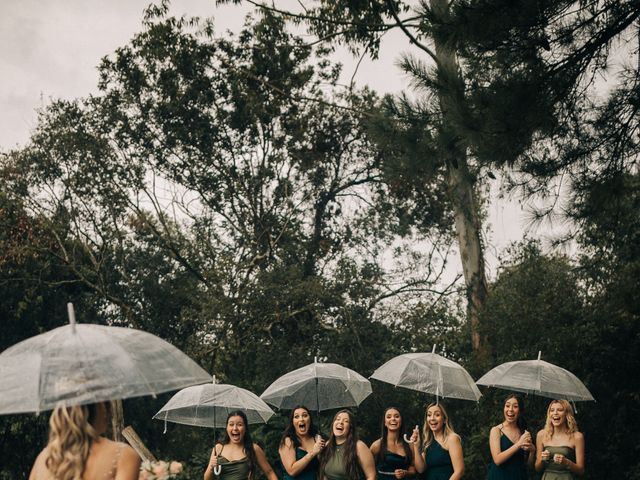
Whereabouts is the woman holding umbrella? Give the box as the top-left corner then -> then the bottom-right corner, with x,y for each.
370,407 -> 416,480
535,399 -> 585,479
279,405 -> 324,480
205,410 -> 277,480
29,402 -> 141,480
487,394 -> 535,479
411,403 -> 464,480
319,410 -> 376,480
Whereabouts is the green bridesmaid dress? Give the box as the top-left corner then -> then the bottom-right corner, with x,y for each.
540,446 -> 576,480
424,442 -> 454,480
487,434 -> 528,480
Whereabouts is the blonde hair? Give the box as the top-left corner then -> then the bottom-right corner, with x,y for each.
45,404 -> 100,480
422,402 -> 457,450
543,399 -> 579,440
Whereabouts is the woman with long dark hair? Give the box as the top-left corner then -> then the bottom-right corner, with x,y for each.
535,399 -> 584,479
279,405 -> 324,480
319,410 -> 376,480
204,410 -> 277,480
412,402 -> 463,480
29,402 -> 140,480
487,394 -> 535,479
370,407 -> 416,480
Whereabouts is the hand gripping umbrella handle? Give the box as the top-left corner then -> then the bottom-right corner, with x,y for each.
404,425 -> 420,444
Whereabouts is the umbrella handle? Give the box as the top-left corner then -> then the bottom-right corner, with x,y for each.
404,425 -> 419,444
214,465 -> 222,475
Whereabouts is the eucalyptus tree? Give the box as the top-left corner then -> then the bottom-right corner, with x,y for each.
218,0 -> 499,359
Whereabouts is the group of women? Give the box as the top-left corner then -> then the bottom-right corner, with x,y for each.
201,395 -> 584,480
28,395 -> 584,479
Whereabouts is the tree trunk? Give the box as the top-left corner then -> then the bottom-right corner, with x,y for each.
431,0 -> 490,360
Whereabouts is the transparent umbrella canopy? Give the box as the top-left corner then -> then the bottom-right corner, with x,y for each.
153,378 -> 275,428
370,347 -> 482,402
0,303 -> 211,415
476,351 -> 595,402
260,359 -> 372,412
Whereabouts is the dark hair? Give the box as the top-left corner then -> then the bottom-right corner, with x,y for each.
504,394 -> 528,432
377,407 -> 412,466
221,410 -> 258,479
320,410 -> 359,480
279,405 -> 319,448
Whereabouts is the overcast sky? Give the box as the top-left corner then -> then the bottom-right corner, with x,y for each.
0,0 -> 529,275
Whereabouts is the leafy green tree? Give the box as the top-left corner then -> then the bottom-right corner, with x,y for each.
2,8 -> 460,476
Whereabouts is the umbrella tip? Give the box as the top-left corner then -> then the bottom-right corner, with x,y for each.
67,303 -> 77,333
537,351 -> 542,360
432,344 -> 436,353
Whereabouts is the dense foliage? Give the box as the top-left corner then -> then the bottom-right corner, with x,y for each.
1,1 -> 639,479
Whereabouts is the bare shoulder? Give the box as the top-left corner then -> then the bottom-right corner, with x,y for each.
253,443 -> 266,454
490,425 -> 502,435
574,431 -> 585,443
447,433 -> 462,447
29,448 -> 49,479
536,430 -> 545,441
119,442 -> 140,463
281,437 -> 294,449
370,438 -> 381,452
356,440 -> 370,452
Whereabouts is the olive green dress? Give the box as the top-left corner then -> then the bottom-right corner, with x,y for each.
323,443 -> 350,480
216,455 -> 250,480
540,446 -> 576,480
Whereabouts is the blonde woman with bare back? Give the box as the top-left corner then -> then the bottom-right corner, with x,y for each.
535,399 -> 585,479
29,402 -> 140,480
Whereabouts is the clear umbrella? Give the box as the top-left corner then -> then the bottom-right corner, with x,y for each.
154,378 -> 275,476
260,358 -> 372,412
153,377 -> 274,428
370,346 -> 482,402
0,303 -> 211,414
476,351 -> 595,402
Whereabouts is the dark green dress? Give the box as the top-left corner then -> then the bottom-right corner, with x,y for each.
424,442 -> 453,480
487,434 -> 528,480
377,451 -> 410,480
283,447 -> 319,480
540,446 -> 576,480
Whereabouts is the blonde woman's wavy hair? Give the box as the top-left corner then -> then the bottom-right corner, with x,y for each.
422,402 -> 457,450
543,399 -> 579,440
45,403 -> 101,480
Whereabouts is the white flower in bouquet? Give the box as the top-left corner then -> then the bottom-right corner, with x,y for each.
139,460 -> 183,479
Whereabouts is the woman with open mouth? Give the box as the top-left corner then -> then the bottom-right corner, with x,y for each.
319,409 -> 376,480
535,399 -> 585,479
279,405 -> 325,480
412,402 -> 464,480
370,407 -> 417,480
204,410 -> 278,480
487,394 -> 535,479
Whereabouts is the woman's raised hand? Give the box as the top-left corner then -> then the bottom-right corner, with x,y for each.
518,430 -> 532,450
312,435 -> 325,455
405,425 -> 420,444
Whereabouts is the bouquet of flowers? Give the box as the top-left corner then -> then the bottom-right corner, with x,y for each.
139,460 -> 183,479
